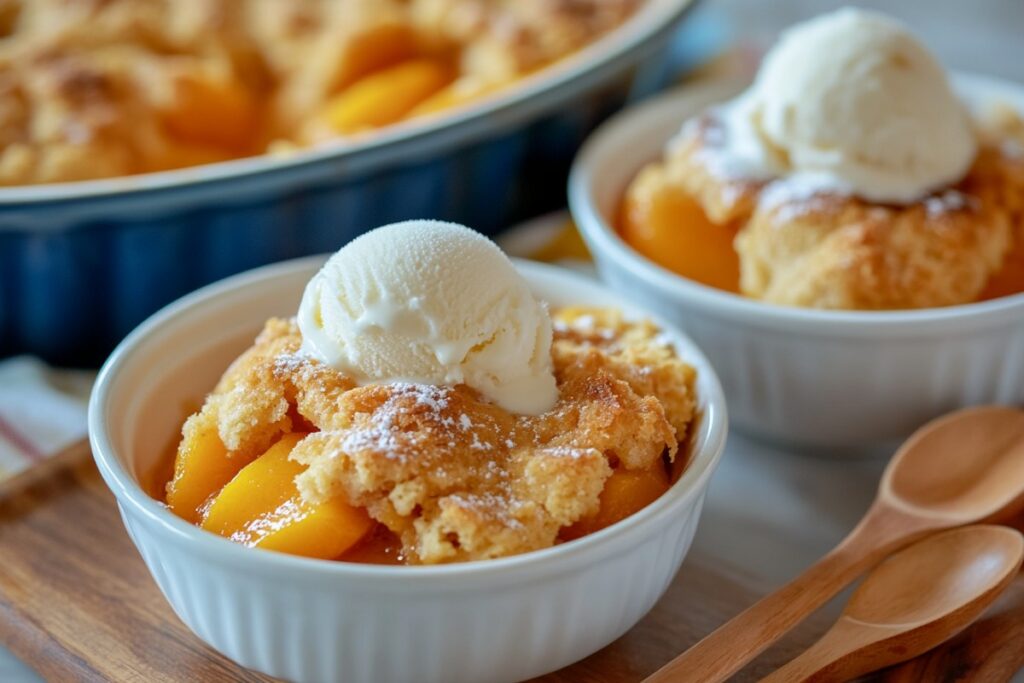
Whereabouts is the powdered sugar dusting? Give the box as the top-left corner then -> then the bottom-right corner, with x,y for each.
447,492 -> 525,530
335,383 -> 455,463
756,174 -> 853,224
1001,140 -> 1024,160
542,446 -> 592,460
273,350 -> 337,391
759,174 -> 845,209
274,350 -> 315,374
340,410 -> 407,462
553,316 -> 614,341
573,314 -> 596,330
923,189 -> 975,217
652,333 -> 675,349
684,100 -> 782,184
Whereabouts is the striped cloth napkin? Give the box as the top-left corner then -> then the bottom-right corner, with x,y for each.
0,356 -> 93,481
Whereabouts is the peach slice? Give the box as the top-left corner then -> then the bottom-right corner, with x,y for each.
161,73 -> 257,152
149,142 -> 235,174
620,181 -> 741,293
332,24 -> 420,91
561,464 -> 670,541
166,413 -> 255,524
981,236 -> 1024,300
408,78 -> 507,119
201,433 -> 373,559
322,59 -> 453,134
340,526 -> 405,565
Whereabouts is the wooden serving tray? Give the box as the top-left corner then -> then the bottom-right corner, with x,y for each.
2,441 -> 1014,682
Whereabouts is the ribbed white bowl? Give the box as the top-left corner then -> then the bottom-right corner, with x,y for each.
89,257 -> 727,683
570,74 -> 1024,451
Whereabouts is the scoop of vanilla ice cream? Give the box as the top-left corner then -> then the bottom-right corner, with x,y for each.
719,8 -> 977,203
297,221 -> 558,415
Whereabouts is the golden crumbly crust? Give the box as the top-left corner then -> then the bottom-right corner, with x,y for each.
977,107 -> 1024,248
178,308 -> 697,564
0,0 -> 640,185
637,113 -> 1024,310
0,0 -> 265,184
412,0 -> 640,82
737,147 -> 1021,309
651,114 -> 765,226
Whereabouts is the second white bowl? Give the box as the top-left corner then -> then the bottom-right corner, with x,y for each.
570,75 -> 1024,451
88,257 -> 727,683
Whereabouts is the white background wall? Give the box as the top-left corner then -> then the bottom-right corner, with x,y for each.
717,0 -> 1024,80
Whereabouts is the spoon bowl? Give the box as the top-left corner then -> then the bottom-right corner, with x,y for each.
762,525 -> 1024,683
882,407 -> 1024,523
848,525 -> 1023,628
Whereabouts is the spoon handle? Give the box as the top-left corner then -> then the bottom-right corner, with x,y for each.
758,620 -> 861,683
644,505 -> 934,683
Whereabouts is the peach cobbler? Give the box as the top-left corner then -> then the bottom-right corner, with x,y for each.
158,222 -> 698,564
619,8 -> 1024,310
0,0 -> 641,186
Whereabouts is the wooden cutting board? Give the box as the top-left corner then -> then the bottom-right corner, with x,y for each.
0,440 -> 1013,683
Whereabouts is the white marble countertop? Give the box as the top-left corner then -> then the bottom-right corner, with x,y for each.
716,0 -> 1024,83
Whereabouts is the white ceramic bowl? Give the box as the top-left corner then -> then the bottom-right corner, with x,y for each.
570,74 -> 1024,452
88,257 -> 727,683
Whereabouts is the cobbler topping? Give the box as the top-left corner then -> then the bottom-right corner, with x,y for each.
623,105 -> 1024,310
173,308 -> 696,564
0,0 -> 642,185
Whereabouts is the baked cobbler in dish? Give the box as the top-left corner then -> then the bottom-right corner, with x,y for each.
0,0 -> 641,185
618,8 -> 1024,310
158,222 -> 698,564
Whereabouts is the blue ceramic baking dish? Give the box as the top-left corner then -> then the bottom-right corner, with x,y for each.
0,0 -> 704,365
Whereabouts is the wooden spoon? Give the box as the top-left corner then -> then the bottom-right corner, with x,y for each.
761,525 -> 1024,683
645,406 -> 1024,683
879,571 -> 1024,682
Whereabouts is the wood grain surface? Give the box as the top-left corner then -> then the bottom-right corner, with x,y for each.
0,441 -> 272,683
1,441 -> 1015,682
